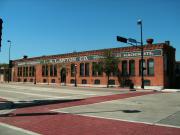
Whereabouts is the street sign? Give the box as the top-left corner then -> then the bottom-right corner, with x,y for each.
117,36 -> 127,43
128,38 -> 137,44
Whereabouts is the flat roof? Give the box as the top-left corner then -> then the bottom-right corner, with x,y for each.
13,42 -> 174,62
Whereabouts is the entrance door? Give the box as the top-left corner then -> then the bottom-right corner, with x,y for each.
60,68 -> 66,83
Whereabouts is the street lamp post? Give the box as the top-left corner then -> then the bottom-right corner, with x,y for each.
47,64 -> 49,85
116,19 -> 145,89
7,40 -> 11,83
137,19 -> 144,89
34,67 -> 36,84
74,64 -> 77,87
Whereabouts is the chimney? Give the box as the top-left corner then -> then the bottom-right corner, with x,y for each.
23,55 -> 28,59
165,41 -> 170,46
146,38 -> 154,45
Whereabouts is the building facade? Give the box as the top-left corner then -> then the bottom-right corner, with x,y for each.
12,39 -> 176,90
175,61 -> 180,88
0,64 -> 9,82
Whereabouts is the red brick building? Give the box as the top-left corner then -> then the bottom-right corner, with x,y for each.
12,39 -> 176,90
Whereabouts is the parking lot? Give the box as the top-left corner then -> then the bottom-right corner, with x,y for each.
0,83 -> 180,135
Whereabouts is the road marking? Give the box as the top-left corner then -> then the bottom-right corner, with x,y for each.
0,96 -> 19,101
0,89 -> 65,99
53,110 -> 180,129
44,96 -> 75,100
0,91 -> 77,101
0,122 -> 40,135
0,86 -> 98,96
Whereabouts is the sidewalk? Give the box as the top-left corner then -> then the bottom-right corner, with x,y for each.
1,82 -> 158,92
162,89 -> 180,92
1,91 -> 180,135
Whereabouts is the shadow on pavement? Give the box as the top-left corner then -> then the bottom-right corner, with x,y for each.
72,109 -> 141,114
122,110 -> 141,113
0,112 -> 61,117
0,109 -> 141,118
0,101 -> 14,110
0,99 -> 83,110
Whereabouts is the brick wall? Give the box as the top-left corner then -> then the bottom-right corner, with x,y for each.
12,43 -> 176,89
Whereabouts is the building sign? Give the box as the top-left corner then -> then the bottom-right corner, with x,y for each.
17,49 -> 162,66
17,55 -> 103,66
39,55 -> 103,64
114,49 -> 162,58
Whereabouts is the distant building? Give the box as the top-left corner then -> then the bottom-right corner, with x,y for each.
175,61 -> 180,75
11,39 -> 176,90
175,61 -> 180,88
0,64 -> 9,82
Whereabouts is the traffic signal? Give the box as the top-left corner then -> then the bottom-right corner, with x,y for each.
117,36 -> 127,43
0,18 -> 3,50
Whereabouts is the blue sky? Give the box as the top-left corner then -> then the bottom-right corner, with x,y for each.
0,0 -> 180,63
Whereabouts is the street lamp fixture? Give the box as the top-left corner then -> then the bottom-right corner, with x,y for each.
74,64 -> 77,87
7,40 -> 11,83
0,18 -> 3,51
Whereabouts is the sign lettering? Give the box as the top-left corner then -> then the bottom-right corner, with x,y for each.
17,49 -> 162,66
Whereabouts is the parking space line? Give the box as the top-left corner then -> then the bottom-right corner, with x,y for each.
0,96 -> 19,101
0,89 -> 64,99
0,86 -> 98,96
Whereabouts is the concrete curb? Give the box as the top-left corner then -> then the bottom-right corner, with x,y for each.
162,89 -> 180,92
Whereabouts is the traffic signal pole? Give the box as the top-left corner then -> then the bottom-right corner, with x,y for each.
7,40 -> 11,83
0,18 -> 3,51
139,21 -> 144,89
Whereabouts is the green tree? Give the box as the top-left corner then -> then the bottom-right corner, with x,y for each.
101,50 -> 120,88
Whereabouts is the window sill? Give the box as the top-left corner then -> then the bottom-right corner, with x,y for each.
92,75 -> 103,77
80,75 -> 90,77
147,75 -> 154,77
129,75 -> 136,77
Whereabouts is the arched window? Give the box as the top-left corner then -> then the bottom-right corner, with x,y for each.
82,79 -> 87,84
129,60 -> 135,76
147,59 -> 154,76
17,67 -> 22,77
43,79 -> 47,83
85,63 -> 90,76
50,65 -> 57,77
70,79 -> 75,84
42,65 -> 48,77
23,67 -> 28,77
94,79 -> 100,84
51,79 -> 56,83
122,60 -> 128,76
24,78 -> 27,82
108,80 -> 115,85
29,66 -> 35,77
80,63 -> 85,76
92,62 -> 103,76
71,64 -> 75,77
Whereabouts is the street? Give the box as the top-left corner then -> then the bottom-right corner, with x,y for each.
0,83 -> 180,135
